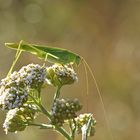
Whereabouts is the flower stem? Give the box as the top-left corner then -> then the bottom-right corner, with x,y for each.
70,119 -> 76,140
28,94 -> 51,119
30,122 -> 72,140
29,94 -> 72,140
40,105 -> 72,140
29,123 -> 53,129
39,105 -> 72,140
54,125 -> 72,140
53,85 -> 62,102
38,103 -> 52,119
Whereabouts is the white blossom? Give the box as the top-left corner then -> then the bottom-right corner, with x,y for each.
3,108 -> 19,134
0,87 -> 28,110
18,63 -> 46,88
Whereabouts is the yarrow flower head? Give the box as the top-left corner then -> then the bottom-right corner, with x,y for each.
46,64 -> 78,87
75,113 -> 96,137
51,98 -> 82,126
0,72 -> 28,110
18,64 -> 46,89
0,64 -> 46,110
3,103 -> 38,134
0,71 -> 25,90
0,87 -> 28,110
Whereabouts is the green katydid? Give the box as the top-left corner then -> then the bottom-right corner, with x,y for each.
5,40 -> 114,140
5,41 -> 81,66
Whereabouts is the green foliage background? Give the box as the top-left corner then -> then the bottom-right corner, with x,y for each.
0,0 -> 140,140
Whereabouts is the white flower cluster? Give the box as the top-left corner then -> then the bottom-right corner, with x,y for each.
23,103 -> 38,112
0,87 -> 28,110
3,108 -> 20,134
0,71 -> 28,110
0,71 -> 21,89
0,64 -> 46,110
51,64 -> 77,81
75,113 -> 96,137
3,103 -> 38,134
75,113 -> 93,122
18,64 -> 46,89
46,64 -> 78,86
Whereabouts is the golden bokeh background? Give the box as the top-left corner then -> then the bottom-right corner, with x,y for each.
0,0 -> 140,140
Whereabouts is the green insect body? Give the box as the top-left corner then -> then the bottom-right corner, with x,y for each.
5,42 -> 81,66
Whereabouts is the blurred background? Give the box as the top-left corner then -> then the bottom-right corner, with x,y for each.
0,0 -> 140,140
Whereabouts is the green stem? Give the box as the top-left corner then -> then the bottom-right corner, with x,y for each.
29,123 -> 53,129
37,88 -> 42,104
30,123 -> 71,140
29,94 -> 72,140
71,119 -> 77,140
38,103 -> 52,119
39,105 -> 72,140
53,85 -> 62,102
29,94 -> 51,119
54,125 -> 72,140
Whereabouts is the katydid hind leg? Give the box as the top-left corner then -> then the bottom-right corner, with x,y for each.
7,41 -> 23,76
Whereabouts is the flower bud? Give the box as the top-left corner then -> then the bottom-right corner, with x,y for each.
51,98 -> 82,126
46,64 -> 78,87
